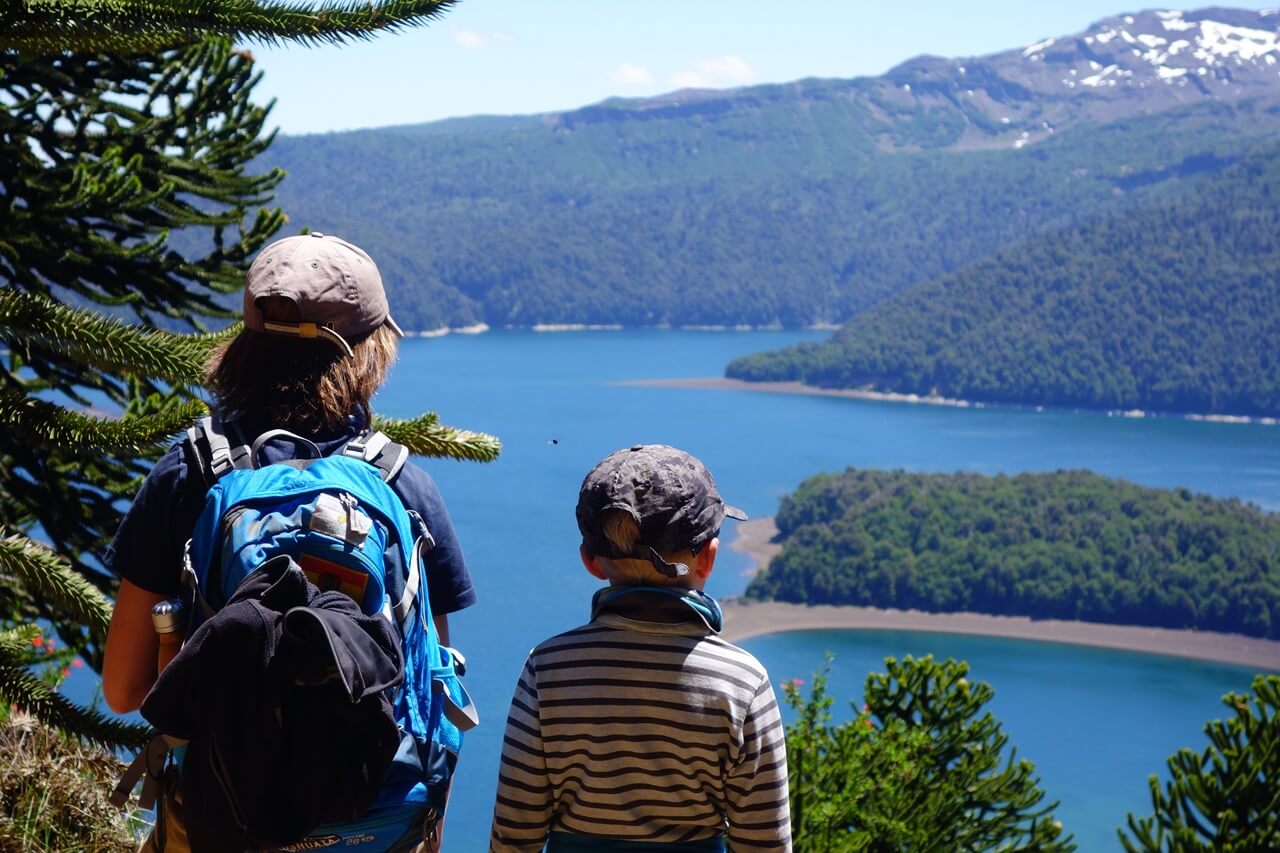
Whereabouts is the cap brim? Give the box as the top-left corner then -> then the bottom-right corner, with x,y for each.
724,504 -> 749,521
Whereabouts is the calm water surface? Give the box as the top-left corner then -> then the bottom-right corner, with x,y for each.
375,330 -> 1278,851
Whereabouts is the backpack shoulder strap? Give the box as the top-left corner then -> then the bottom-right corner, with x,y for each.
342,429 -> 410,483
186,415 -> 254,485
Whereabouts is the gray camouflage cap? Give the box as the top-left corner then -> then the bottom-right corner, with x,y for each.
577,444 -> 748,579
243,232 -> 403,356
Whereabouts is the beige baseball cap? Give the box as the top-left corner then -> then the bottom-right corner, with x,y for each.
243,232 -> 403,356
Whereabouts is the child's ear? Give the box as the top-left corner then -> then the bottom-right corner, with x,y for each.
694,537 -> 719,580
580,545 -> 610,581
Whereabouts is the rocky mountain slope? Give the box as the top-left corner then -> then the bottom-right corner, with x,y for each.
869,7 -> 1280,150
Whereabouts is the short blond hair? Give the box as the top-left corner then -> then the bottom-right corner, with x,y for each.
595,510 -> 698,586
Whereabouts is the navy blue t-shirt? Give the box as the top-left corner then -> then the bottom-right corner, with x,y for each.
104,417 -> 476,616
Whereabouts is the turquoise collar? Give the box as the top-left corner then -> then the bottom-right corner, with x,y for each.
591,585 -> 724,634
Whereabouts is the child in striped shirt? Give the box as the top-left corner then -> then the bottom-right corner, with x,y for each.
490,444 -> 792,852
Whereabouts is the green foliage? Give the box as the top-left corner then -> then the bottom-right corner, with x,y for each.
0,536 -> 112,640
0,20 -> 497,756
0,41 -> 286,639
784,664 -> 936,851
0,388 -> 210,457
2,0 -> 459,54
747,469 -> 1280,639
1,42 -> 285,319
0,710 -> 143,852
1120,674 -> 1279,851
0,625 -> 149,749
729,143 -> 1280,418
264,85 -> 1277,331
785,655 -> 1072,851
373,412 -> 502,463
0,291 -> 232,386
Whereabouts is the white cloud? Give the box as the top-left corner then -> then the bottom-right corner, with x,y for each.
669,56 -> 755,89
450,25 -> 512,49
609,63 -> 655,86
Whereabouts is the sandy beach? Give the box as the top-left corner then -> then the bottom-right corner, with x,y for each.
725,517 -> 1280,672
620,377 -> 1280,425
621,376 -> 978,409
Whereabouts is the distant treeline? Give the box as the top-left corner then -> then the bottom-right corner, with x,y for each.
265,96 -> 1271,331
746,469 -> 1280,639
728,144 -> 1280,418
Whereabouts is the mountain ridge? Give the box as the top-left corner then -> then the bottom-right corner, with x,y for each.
288,7 -> 1280,153
264,7 -> 1280,330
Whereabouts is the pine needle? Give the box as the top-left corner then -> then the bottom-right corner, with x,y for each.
2,0 -> 460,54
0,290 -> 231,385
373,413 -> 502,462
0,630 -> 149,749
0,390 -> 207,456
0,535 -> 113,639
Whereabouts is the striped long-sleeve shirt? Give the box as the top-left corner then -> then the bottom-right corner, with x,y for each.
490,586 -> 791,852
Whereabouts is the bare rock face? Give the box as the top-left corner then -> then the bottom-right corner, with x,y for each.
869,8 -> 1280,150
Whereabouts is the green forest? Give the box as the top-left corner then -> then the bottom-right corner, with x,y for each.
728,143 -> 1280,418
746,468 -> 1280,639
264,94 -> 1275,331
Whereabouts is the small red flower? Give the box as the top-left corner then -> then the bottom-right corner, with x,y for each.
31,636 -> 42,648
61,668 -> 71,678
72,659 -> 84,669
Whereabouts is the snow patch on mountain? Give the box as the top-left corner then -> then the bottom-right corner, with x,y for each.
1034,9 -> 1280,91
872,7 -> 1280,152
1082,65 -> 1120,87
1023,37 -> 1056,57
1158,11 -> 1198,32
1195,19 -> 1279,62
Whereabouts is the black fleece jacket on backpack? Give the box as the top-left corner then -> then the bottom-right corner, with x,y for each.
141,554 -> 405,853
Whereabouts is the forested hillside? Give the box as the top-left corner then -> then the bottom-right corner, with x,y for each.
746,469 -> 1280,639
263,7 -> 1280,330
728,144 -> 1280,418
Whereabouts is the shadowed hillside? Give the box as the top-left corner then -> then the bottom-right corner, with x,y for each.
728,144 -> 1280,418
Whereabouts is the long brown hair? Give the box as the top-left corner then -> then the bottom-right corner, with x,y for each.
205,324 -> 399,435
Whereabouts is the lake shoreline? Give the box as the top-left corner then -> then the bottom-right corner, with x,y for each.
620,376 -> 1280,426
724,518 -> 1280,672
404,323 -> 841,337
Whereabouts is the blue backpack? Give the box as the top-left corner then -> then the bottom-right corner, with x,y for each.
117,416 -> 478,851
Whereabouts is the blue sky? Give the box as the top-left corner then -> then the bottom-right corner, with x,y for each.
252,2 -> 1280,135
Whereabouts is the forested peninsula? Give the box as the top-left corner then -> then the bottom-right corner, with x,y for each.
745,469 -> 1280,640
728,144 -> 1280,419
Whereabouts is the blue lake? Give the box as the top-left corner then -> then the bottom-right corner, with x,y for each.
367,329 -> 1279,852
64,329 -> 1277,850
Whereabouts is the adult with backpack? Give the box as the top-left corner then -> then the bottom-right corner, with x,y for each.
102,233 -> 478,852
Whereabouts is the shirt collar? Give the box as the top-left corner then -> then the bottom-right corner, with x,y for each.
590,585 -> 723,636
